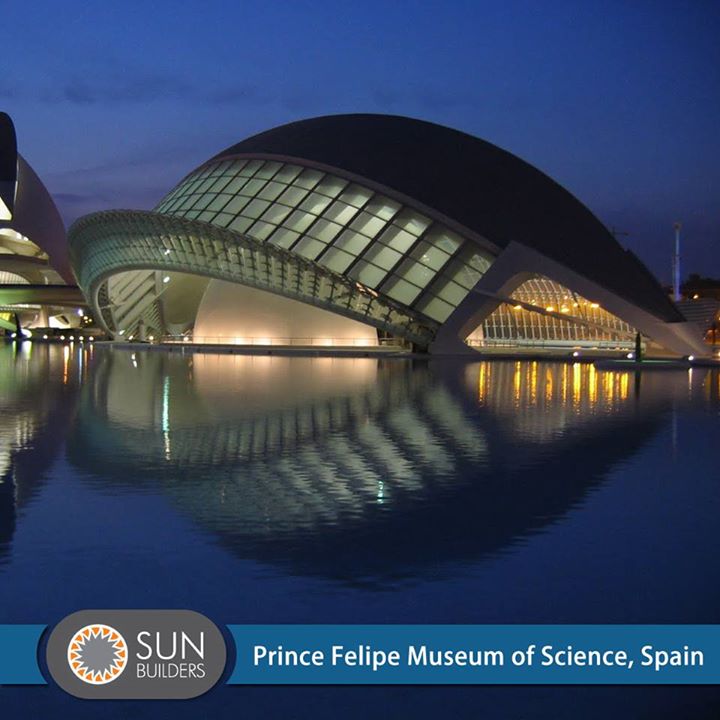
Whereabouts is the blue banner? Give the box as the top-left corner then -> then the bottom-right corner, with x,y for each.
228,625 -> 720,684
0,625 -> 46,684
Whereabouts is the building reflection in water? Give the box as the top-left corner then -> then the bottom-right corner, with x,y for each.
63,349 -> 717,584
0,342 -> 85,564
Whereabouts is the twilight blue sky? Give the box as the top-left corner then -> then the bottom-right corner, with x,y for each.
2,0 -> 718,280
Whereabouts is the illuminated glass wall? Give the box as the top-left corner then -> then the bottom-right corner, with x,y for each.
477,276 -> 637,348
154,158 -> 494,323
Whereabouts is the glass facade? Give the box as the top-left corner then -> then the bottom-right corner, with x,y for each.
477,276 -> 637,348
155,158 -> 494,323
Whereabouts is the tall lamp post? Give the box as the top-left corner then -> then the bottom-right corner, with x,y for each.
672,222 -> 682,302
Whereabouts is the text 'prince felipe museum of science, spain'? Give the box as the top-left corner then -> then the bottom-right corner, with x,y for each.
3,111 -> 709,356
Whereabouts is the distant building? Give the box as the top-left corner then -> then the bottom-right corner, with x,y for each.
0,112 -> 84,332
69,115 -> 705,354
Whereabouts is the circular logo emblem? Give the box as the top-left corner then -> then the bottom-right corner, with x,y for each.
67,624 -> 128,685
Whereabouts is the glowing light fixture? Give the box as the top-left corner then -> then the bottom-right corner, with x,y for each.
163,276 -> 170,284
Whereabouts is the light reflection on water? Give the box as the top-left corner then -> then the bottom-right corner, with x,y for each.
0,343 -> 719,716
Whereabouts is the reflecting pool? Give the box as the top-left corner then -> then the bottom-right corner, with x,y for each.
0,343 -> 718,718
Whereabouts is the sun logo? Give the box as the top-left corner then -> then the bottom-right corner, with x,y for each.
67,624 -> 128,685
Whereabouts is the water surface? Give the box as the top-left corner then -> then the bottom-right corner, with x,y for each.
0,343 -> 718,718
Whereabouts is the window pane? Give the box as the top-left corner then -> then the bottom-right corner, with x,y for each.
425,227 -> 462,255
257,181 -> 285,201
212,212 -> 233,228
318,247 -> 354,273
350,261 -> 386,287
260,204 -> 292,225
239,159 -> 264,176
410,241 -> 451,271
308,219 -> 343,243
362,243 -> 402,269
256,161 -> 282,179
396,258 -> 436,287
322,200 -> 359,225
434,279 -> 467,306
364,197 -> 401,221
332,229 -> 372,256
350,211 -> 386,238
207,194 -> 231,212
222,195 -> 251,215
240,178 -> 267,197
393,209 -> 431,236
338,184 -> 373,208
283,210 -> 316,233
295,168 -> 323,189
379,225 -> 418,254
268,228 -> 300,249
242,198 -> 271,219
277,185 -> 309,208
228,216 -> 254,234
274,165 -> 303,184
293,237 -> 326,260
383,277 -> 422,305
222,175 -> 249,195
314,175 -> 348,198
299,192 -> 332,215
416,296 -> 454,322
207,175 -> 232,193
247,220 -> 276,241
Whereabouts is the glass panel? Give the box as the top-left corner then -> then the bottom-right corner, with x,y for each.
239,178 -> 267,197
274,165 -> 303,184
211,212 -> 233,228
362,243 -> 402,269
255,161 -> 282,179
410,241 -> 451,271
293,237 -> 326,260
207,194 -> 231,212
308,219 -> 343,244
228,216 -> 254,234
322,200 -> 359,225
197,210 -> 216,223
268,228 -> 300,249
314,175 -> 348,198
294,168 -> 323,189
416,296 -> 454,322
207,175 -> 233,193
277,185 -> 309,208
222,175 -> 249,195
222,195 -> 251,215
393,209 -> 431,236
239,159 -> 264,176
191,194 -> 213,211
242,198 -> 271,219
332,229 -> 372,256
350,261 -> 386,287
195,176 -> 217,194
338,184 -> 373,208
383,277 -> 422,305
378,225 -> 418,254
283,210 -> 316,233
434,279 -> 467,306
318,247 -> 354,273
425,227 -> 462,255
349,212 -> 386,238
299,192 -> 332,216
257,181 -> 285,201
364,197 -> 401,221
247,220 -> 276,241
260,204 -> 292,225
396,258 -> 436,287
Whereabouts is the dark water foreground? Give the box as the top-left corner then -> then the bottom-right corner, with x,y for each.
0,342 -> 718,718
